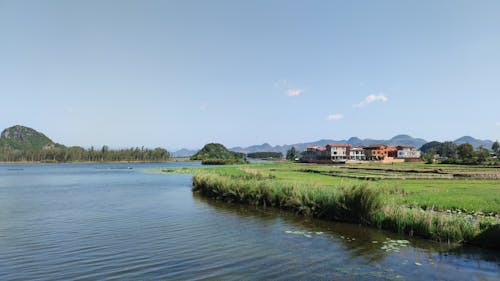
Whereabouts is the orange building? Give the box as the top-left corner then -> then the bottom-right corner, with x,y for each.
363,144 -> 397,160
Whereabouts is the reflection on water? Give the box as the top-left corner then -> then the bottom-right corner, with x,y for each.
193,193 -> 500,279
0,163 -> 498,281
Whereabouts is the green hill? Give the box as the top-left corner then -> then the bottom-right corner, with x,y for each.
191,143 -> 247,165
0,125 -> 170,162
0,125 -> 57,150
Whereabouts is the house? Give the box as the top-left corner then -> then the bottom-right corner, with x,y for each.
349,147 -> 366,160
363,145 -> 397,160
302,146 -> 328,162
326,144 -> 350,161
300,143 -> 421,163
396,145 -> 421,159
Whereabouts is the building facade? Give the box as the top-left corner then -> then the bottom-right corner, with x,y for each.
301,143 -> 421,163
349,147 -> 366,160
363,145 -> 397,160
396,145 -> 421,159
326,144 -> 350,161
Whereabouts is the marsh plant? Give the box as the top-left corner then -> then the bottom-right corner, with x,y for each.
193,171 -> 383,225
192,169 -> 499,246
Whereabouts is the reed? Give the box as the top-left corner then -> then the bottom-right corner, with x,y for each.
192,171 -> 382,225
192,169 -> 499,245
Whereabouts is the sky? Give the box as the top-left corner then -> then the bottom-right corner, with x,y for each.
1,0 -> 499,150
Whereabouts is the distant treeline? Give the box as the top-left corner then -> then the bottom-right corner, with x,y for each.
0,146 -> 170,163
420,141 -> 499,165
246,152 -> 283,159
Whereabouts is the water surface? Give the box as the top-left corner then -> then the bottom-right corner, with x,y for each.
0,163 -> 498,280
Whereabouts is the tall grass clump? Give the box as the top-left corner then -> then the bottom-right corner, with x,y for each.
338,184 -> 382,224
374,205 -> 496,243
192,171 -> 382,225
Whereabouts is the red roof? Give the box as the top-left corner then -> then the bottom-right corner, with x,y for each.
364,144 -> 387,149
326,143 -> 350,147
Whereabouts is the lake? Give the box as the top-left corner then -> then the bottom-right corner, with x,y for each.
0,163 -> 498,280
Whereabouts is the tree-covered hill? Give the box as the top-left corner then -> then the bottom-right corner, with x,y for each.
191,143 -> 247,164
0,125 -> 170,162
0,125 -> 57,150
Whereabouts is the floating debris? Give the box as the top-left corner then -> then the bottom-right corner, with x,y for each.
284,230 -> 323,238
415,262 -> 422,266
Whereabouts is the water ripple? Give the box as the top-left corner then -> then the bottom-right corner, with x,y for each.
0,163 -> 498,281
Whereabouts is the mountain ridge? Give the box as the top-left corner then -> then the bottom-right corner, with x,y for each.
0,125 -> 494,157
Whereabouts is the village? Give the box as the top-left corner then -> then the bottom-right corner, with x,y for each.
301,143 -> 422,163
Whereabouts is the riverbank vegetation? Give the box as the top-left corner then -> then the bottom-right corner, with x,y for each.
162,162 -> 500,248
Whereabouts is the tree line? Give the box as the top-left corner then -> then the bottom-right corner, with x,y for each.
246,152 -> 283,159
421,141 -> 499,165
0,145 -> 170,163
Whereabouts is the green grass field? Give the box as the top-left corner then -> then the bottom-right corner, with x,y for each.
169,162 -> 499,214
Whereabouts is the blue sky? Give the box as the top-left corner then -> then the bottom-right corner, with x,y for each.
1,0 -> 499,149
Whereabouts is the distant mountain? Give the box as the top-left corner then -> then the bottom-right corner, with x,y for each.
231,143 -> 274,153
172,148 -> 198,158
230,135 -> 493,155
453,136 -> 493,149
387,135 -> 428,147
0,125 -> 58,150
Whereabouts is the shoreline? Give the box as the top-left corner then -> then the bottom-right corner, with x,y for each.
191,172 -> 499,250
159,162 -> 500,250
0,159 -> 196,164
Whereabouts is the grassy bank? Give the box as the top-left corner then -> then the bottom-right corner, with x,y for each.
164,162 -> 500,248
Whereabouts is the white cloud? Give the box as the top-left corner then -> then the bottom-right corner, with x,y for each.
496,121 -> 500,126
326,114 -> 343,121
275,79 -> 304,97
287,88 -> 304,97
354,94 -> 388,108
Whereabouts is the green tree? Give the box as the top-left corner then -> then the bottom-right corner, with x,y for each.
457,143 -> 474,162
420,141 -> 441,153
492,141 -> 499,155
439,141 -> 457,158
422,148 -> 436,164
286,147 -> 297,161
101,145 -> 109,161
475,147 -> 490,164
